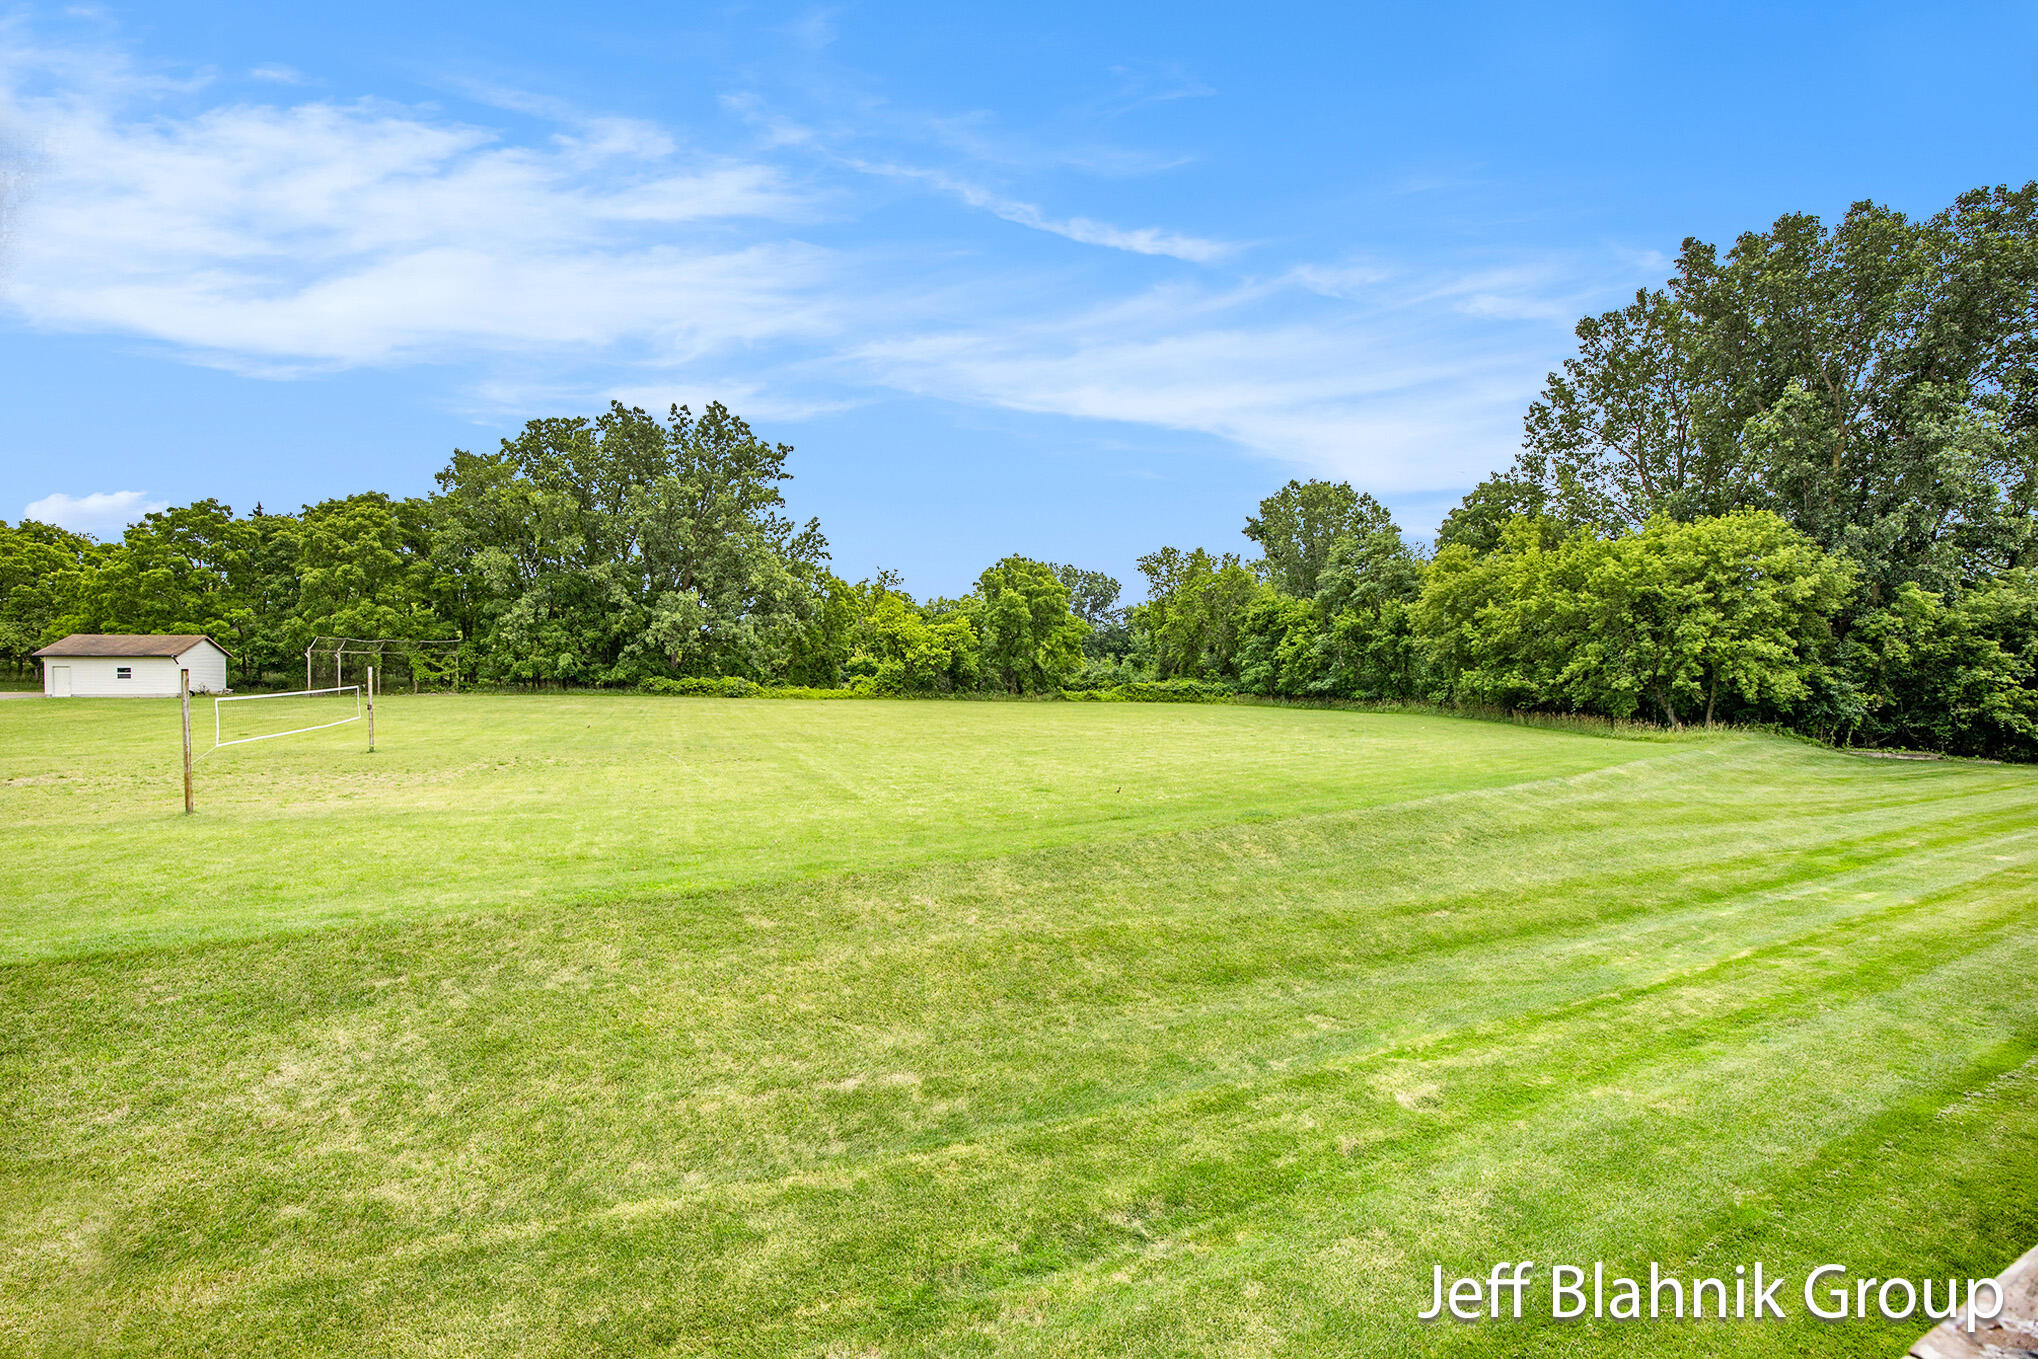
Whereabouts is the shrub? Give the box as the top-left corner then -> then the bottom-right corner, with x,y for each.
1063,679 -> 1236,703
637,676 -> 760,698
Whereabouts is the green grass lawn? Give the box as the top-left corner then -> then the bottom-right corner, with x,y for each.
3,695 -> 2035,1356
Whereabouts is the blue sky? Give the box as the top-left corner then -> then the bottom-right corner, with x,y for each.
2,2 -> 2034,596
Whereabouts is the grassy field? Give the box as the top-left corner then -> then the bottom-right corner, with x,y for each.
3,694 -> 2036,1356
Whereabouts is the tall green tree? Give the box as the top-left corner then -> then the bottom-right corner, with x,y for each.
0,521 -> 100,676
286,493 -> 449,658
973,556 -> 1087,694
1308,515 -> 1428,699
1519,287 -> 1730,531
1499,186 -> 2038,599
1132,546 -> 1262,682
65,501 -> 267,668
841,578 -> 981,695
432,401 -> 832,684
1048,563 -> 1127,660
1846,571 -> 2038,756
1243,480 -> 1397,597
1435,473 -> 1553,554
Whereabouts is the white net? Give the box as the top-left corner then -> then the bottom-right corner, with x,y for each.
211,685 -> 361,753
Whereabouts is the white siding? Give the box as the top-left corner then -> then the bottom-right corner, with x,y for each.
175,641 -> 230,694
39,641 -> 229,696
49,656 -> 185,697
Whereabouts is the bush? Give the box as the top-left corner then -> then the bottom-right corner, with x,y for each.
637,678 -> 885,700
637,676 -> 759,698
1062,679 -> 1236,703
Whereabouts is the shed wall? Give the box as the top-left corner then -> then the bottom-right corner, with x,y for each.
176,643 -> 230,694
48,656 -> 184,697
39,640 -> 230,697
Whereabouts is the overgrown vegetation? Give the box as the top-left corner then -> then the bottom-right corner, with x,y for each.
5,184 -> 2036,754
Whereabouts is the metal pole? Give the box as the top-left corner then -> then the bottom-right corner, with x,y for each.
306,644 -> 313,693
180,668 -> 195,814
367,666 -> 375,753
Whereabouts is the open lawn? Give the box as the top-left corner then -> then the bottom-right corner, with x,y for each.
3,695 -> 2036,1356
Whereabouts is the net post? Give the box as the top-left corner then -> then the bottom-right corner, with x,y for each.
180,668 -> 195,814
367,666 -> 376,752
305,644 -> 313,692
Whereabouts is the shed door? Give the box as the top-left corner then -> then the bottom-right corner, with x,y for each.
51,666 -> 71,697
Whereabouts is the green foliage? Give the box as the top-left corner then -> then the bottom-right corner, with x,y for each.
841,578 -> 981,695
285,494 -> 448,658
433,401 -> 832,686
62,500 -> 267,655
974,555 -> 1088,694
1048,562 -> 1127,659
1520,287 -> 1724,532
1177,486 -> 1433,703
1845,571 -> 2038,756
1504,187 -> 2038,597
0,520 -> 99,676
1412,181 -> 2038,754
637,675 -> 760,698
1243,478 -> 1397,597
1433,473 -> 1552,554
1417,512 -> 1857,726
1233,593 -> 1320,696
1132,546 -> 1262,681
1062,677 -> 1236,702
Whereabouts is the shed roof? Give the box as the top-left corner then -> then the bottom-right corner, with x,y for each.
32,634 -> 236,660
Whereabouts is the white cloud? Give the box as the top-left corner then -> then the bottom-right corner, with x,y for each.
249,64 -> 305,85
0,56 -> 831,370
722,92 -> 1229,260
847,158 -> 1231,262
949,179 -> 1231,263
24,489 -> 167,536
0,25 -> 1647,501
847,275 -> 1563,491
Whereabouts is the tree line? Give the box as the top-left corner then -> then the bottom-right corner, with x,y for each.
4,183 -> 2035,755
0,402 -> 1099,698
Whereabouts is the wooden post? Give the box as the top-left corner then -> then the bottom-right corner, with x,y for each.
367,665 -> 376,753
180,668 -> 195,814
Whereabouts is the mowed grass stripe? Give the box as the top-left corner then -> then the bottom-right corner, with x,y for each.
87,872 -> 2029,1359
519,886 -> 2038,1357
4,710 -> 2036,1356
5,744 -> 2028,1172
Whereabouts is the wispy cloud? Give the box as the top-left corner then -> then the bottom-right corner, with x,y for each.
719,88 -> 1228,260
844,157 -> 1233,262
0,20 -> 1650,503
848,279 -> 1556,492
0,46 -> 827,371
1091,61 -> 1216,120
24,489 -> 166,535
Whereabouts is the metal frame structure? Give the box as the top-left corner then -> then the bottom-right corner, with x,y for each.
304,636 -> 461,691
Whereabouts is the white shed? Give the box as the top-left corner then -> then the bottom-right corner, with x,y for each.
32,635 -> 234,697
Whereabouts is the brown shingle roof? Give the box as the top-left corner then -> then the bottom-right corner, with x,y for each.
32,634 -> 236,660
